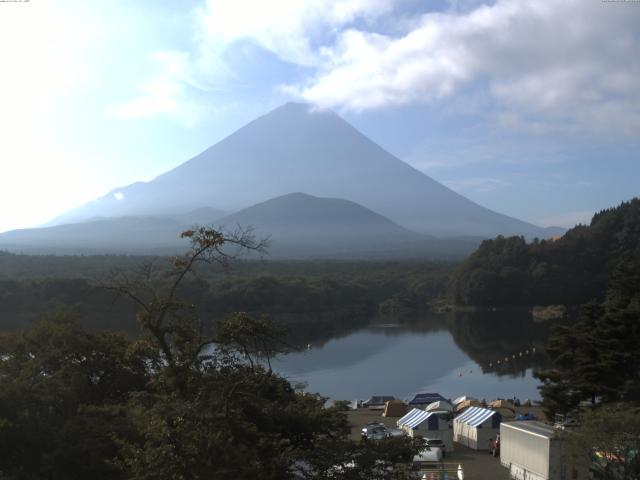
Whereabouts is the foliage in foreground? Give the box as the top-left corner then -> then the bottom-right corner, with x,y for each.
0,228 -> 419,479
536,252 -> 640,418
566,404 -> 640,480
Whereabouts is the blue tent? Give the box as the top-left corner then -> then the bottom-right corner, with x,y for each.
362,395 -> 396,408
516,412 -> 535,421
407,392 -> 447,406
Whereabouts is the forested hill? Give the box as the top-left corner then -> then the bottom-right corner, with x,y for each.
449,198 -> 640,307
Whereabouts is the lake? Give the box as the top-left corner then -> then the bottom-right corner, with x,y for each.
272,311 -> 552,403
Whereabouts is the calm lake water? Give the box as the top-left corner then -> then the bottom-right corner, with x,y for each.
272,312 -> 551,403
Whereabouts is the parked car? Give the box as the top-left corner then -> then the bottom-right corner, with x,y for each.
385,428 -> 406,438
413,446 -> 443,467
362,421 -> 384,431
366,427 -> 388,441
424,438 -> 446,457
361,422 -> 386,441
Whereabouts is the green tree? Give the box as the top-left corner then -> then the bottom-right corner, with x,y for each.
536,252 -> 640,418
565,404 -> 640,480
449,199 -> 640,307
0,314 -> 150,480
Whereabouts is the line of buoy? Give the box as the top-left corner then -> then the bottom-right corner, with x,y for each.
484,346 -> 538,370
466,346 -> 541,374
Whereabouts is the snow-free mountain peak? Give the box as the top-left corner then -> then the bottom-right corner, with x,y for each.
48,102 -> 560,238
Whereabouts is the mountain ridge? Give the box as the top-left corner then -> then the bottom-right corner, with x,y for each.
47,102 -> 561,239
216,192 -> 416,235
0,192 -> 482,259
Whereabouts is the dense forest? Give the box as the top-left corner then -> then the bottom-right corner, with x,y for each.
0,251 -> 453,348
0,229 -> 424,479
536,250 -> 640,415
449,198 -> 640,307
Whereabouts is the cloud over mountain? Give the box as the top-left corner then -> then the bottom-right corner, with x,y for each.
287,0 -> 640,135
126,0 -> 640,136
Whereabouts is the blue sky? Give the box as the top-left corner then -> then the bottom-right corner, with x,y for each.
1,0 -> 639,233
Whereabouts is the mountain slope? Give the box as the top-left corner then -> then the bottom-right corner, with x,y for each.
214,192 -> 480,259
169,206 -> 226,226
216,192 -> 414,238
0,217 -> 189,254
1,193 -> 481,258
49,103 -> 558,238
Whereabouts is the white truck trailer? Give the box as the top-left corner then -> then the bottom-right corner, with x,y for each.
500,421 -> 585,480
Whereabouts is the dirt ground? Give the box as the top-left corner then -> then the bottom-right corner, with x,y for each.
347,408 -> 399,441
347,409 -> 511,480
445,445 -> 510,480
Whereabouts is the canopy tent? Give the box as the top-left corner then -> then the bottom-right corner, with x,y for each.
453,395 -> 476,406
454,399 -> 483,413
425,400 -> 453,413
383,400 -> 408,417
489,399 -> 515,410
362,395 -> 395,409
397,408 -> 453,450
407,392 -> 447,407
454,406 -> 502,450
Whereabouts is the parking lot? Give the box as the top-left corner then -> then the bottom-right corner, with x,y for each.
347,409 -> 510,480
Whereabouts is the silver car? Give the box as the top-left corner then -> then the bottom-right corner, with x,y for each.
413,446 -> 443,464
424,438 -> 446,457
361,422 -> 386,440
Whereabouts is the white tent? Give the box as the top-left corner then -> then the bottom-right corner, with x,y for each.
453,406 -> 501,450
453,395 -> 476,406
362,395 -> 395,409
397,408 -> 453,451
425,400 -> 453,413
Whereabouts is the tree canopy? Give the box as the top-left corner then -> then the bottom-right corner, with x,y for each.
0,227 -> 421,479
565,404 -> 640,480
449,198 -> 640,307
535,251 -> 640,418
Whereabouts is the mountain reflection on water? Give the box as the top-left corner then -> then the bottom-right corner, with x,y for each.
273,311 -> 554,402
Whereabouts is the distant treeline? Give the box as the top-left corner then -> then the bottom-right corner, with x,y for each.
4,198 -> 639,319
0,251 -> 152,280
448,198 -> 640,307
0,256 -> 454,344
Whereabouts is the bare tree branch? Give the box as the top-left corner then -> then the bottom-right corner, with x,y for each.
98,226 -> 269,372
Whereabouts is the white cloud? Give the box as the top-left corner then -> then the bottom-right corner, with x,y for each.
106,76 -> 181,119
283,0 -> 640,134
105,54 -> 210,126
107,0 -> 400,123
94,0 -> 640,138
195,0 -> 396,66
